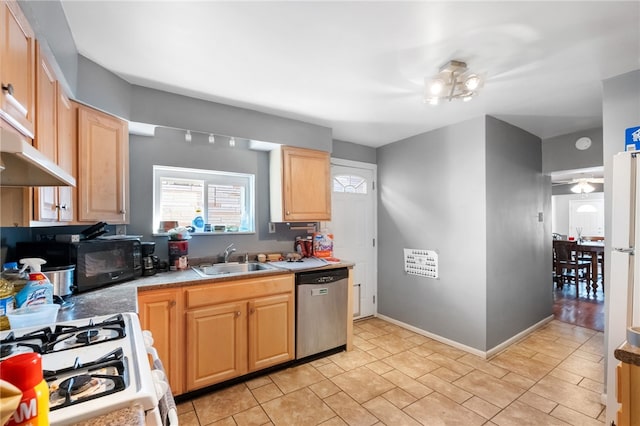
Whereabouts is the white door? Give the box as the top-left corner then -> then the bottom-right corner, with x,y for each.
568,199 -> 604,238
328,160 -> 377,319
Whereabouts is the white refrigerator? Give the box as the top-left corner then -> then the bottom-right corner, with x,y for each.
606,150 -> 640,422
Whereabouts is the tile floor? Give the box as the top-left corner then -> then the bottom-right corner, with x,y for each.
176,318 -> 606,425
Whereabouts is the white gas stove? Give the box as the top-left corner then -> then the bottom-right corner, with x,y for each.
0,313 -> 167,425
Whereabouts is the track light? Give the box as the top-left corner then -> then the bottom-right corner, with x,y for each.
229,137 -> 236,147
185,130 -> 192,142
208,134 -> 215,144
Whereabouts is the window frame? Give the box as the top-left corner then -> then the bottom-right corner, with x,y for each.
152,165 -> 256,235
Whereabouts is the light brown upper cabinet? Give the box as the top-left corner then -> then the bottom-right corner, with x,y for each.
77,104 -> 130,224
55,88 -> 76,222
32,43 -> 63,222
0,1 -> 35,138
270,146 -> 331,222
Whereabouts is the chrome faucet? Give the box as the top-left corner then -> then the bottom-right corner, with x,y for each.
223,243 -> 236,263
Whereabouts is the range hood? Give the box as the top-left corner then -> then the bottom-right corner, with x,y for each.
0,128 -> 76,187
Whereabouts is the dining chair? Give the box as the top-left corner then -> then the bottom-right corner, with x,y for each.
553,240 -> 592,296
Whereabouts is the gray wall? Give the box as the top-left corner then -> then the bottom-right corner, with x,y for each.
76,56 -> 132,119
18,0 -> 78,95
332,139 -> 377,164
128,128 -> 302,261
485,116 -> 551,349
377,117 -> 488,350
377,116 -> 550,352
129,86 -> 332,152
602,69 -> 640,424
542,127 -> 603,173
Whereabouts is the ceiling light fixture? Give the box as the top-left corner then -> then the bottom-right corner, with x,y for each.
424,60 -> 483,105
208,133 -> 215,144
185,130 -> 192,142
229,137 -> 236,147
571,181 -> 595,194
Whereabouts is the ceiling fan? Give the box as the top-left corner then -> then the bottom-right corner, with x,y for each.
553,176 -> 604,193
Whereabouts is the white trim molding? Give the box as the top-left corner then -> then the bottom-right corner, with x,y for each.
376,314 -> 554,359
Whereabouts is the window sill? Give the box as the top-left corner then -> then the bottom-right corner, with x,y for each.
152,231 -> 255,237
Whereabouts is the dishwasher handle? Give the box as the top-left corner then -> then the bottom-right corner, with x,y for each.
296,267 -> 348,285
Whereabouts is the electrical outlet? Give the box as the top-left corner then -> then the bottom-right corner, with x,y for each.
268,222 -> 276,233
115,225 -> 126,235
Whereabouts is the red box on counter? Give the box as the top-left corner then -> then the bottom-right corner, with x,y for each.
168,240 -> 188,256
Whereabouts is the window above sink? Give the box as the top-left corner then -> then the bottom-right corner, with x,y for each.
152,165 -> 255,235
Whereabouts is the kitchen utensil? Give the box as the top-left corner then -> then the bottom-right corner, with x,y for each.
141,242 -> 157,276
81,222 -> 108,240
141,242 -> 156,256
42,265 -> 75,297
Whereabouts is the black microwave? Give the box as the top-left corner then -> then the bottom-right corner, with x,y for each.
16,239 -> 142,293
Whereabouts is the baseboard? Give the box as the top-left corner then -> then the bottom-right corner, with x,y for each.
375,313 -> 554,359
485,315 -> 554,358
375,314 -> 486,358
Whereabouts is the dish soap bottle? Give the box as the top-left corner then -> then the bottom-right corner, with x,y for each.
192,208 -> 205,232
14,258 -> 53,308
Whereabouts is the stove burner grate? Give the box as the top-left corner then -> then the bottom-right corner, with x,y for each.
0,327 -> 52,359
76,329 -> 99,344
0,314 -> 128,357
45,348 -> 128,411
58,374 -> 94,396
46,314 -> 126,353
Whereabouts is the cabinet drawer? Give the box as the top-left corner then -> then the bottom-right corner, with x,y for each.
185,274 -> 293,309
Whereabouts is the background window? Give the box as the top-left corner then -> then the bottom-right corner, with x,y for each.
333,174 -> 367,194
153,165 -> 255,233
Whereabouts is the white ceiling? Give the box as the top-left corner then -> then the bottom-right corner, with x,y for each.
60,1 -> 639,148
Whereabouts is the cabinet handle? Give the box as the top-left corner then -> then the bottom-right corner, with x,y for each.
286,211 -> 290,215
235,311 -> 241,317
2,83 -> 14,96
250,308 -> 255,314
170,300 -> 176,307
119,209 -> 126,214
56,204 -> 68,210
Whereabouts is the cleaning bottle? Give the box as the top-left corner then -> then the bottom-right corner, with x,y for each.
312,227 -> 334,258
0,353 -> 49,426
192,208 -> 205,232
14,259 -> 54,308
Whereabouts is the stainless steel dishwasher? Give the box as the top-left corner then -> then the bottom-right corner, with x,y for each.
296,267 -> 348,359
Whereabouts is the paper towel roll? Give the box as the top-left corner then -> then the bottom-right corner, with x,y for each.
628,326 -> 640,347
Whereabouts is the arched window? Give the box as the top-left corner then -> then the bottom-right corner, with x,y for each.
333,174 -> 367,194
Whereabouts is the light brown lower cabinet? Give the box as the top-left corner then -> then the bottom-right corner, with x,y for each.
138,274 -> 294,396
137,287 -> 184,396
616,361 -> 640,426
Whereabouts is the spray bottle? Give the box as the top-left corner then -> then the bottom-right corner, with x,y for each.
14,259 -> 53,308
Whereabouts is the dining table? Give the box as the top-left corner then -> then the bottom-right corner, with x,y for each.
575,240 -> 605,293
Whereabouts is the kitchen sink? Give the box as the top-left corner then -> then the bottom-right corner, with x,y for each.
192,262 -> 277,277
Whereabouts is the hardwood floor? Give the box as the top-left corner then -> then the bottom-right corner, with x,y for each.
553,279 -> 605,332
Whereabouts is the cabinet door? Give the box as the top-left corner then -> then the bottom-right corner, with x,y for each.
0,1 -> 35,137
138,288 -> 184,395
33,44 -> 58,222
77,105 -> 129,223
282,146 -> 331,221
186,302 -> 247,391
248,293 -> 294,372
56,88 -> 75,222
